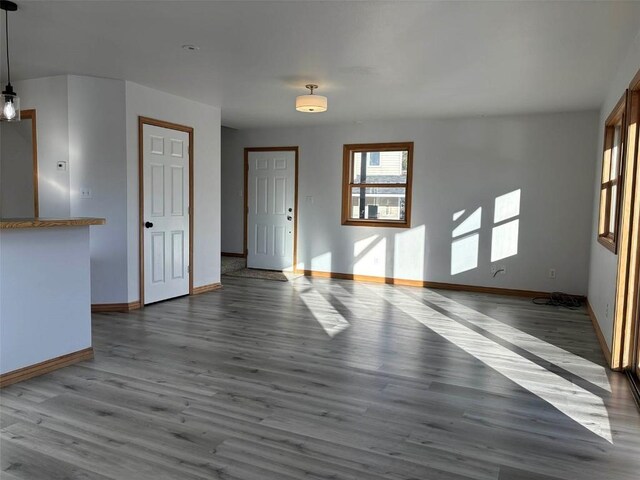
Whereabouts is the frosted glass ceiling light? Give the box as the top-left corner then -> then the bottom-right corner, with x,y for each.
295,84 -> 327,113
0,1 -> 19,122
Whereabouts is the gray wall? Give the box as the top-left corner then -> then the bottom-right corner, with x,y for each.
14,76 -> 70,218
125,81 -> 222,302
588,27 -> 640,350
13,75 -> 222,305
221,126 -> 243,253
222,111 -> 598,295
1,119 -> 35,217
68,75 -> 129,304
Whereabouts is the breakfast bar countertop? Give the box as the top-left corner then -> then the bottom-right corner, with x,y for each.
0,217 -> 106,229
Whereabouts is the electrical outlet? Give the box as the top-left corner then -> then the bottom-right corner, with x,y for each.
548,268 -> 556,279
80,188 -> 92,199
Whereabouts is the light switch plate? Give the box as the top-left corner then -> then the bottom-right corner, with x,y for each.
80,188 -> 92,199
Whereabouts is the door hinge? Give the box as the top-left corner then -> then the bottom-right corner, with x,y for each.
188,265 -> 191,274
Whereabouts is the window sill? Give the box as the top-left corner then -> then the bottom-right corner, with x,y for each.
342,219 -> 411,228
598,235 -> 618,254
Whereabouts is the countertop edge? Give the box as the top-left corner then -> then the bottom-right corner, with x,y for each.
0,218 -> 107,229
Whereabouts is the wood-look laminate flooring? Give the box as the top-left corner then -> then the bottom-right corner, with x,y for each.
2,276 -> 640,479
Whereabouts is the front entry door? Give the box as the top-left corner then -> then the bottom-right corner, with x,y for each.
247,150 -> 296,270
143,123 -> 190,304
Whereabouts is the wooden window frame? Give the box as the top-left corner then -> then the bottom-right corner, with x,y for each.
612,68 -> 640,372
341,142 -> 414,228
598,93 -> 627,253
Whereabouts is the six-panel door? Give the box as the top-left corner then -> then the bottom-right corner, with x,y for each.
143,124 -> 190,304
247,150 -> 295,270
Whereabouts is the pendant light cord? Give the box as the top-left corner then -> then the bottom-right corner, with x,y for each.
4,7 -> 10,84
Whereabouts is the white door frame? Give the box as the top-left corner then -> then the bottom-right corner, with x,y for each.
138,116 -> 194,305
244,147 -> 299,271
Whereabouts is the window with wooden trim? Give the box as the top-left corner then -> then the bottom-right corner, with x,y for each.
341,142 -> 413,227
598,93 -> 627,253
611,69 -> 640,374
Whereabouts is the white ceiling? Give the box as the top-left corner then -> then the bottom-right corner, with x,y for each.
4,1 -> 640,128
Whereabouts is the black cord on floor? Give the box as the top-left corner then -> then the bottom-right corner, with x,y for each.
532,292 -> 583,310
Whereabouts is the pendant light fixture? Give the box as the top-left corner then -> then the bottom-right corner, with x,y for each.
295,84 -> 327,113
0,0 -> 19,122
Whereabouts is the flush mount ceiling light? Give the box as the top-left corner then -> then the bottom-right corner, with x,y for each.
295,84 -> 327,113
0,0 -> 19,122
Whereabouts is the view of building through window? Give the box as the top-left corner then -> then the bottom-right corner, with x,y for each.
351,151 -> 407,220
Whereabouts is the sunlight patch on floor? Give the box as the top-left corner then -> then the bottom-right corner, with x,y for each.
422,289 -> 612,393
293,279 -> 350,337
364,285 -> 613,443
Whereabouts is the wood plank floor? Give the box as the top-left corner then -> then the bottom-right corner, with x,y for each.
2,276 -> 640,479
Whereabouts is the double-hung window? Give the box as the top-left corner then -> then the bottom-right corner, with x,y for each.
341,142 -> 413,227
598,94 -> 627,253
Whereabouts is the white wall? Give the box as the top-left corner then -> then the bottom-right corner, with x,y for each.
1,119 -> 35,217
9,75 -> 222,305
588,27 -> 640,350
68,76 -> 129,304
222,111 -> 598,295
0,227 -> 92,373
13,76 -> 70,217
125,81 -> 221,301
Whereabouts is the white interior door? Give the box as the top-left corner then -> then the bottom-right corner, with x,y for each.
143,124 -> 190,304
247,150 -> 296,270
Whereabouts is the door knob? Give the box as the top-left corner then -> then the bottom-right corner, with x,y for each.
145,221 -> 154,228
287,216 -> 292,221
